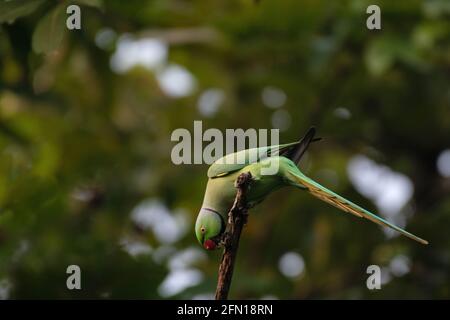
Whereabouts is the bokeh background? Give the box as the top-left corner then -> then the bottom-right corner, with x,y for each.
0,0 -> 449,299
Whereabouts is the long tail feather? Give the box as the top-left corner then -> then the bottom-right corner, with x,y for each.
286,169 -> 428,245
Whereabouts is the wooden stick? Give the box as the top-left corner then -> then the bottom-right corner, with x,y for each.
215,172 -> 252,300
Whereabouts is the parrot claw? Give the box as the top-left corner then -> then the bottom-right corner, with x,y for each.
218,232 -> 231,248
218,237 -> 227,248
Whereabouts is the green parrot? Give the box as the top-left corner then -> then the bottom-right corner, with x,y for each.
195,127 -> 428,250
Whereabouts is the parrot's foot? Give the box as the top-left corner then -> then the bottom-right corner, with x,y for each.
217,231 -> 232,249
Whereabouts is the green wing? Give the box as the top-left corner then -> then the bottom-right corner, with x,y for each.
207,142 -> 298,178
287,170 -> 428,245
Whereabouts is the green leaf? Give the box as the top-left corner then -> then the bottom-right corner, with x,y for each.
32,4 -> 67,54
0,0 -> 46,24
75,0 -> 102,8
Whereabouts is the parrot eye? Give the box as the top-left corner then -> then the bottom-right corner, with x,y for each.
200,227 -> 205,234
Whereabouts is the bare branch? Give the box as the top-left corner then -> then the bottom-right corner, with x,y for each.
215,172 -> 252,300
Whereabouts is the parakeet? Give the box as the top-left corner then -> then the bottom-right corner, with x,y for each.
195,127 -> 428,250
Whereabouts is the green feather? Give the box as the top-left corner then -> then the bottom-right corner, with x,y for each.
207,142 -> 299,178
284,165 -> 429,245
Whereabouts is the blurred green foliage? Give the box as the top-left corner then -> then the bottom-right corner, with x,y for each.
0,0 -> 449,299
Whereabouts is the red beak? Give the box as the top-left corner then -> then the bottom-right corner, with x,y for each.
203,239 -> 216,250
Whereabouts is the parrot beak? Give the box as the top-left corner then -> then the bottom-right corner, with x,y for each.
203,239 -> 217,250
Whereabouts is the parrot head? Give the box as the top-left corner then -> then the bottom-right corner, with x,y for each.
195,208 -> 225,250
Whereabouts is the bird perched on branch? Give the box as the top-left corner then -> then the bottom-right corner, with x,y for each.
195,127 -> 428,250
